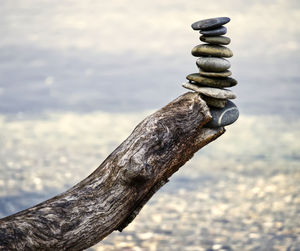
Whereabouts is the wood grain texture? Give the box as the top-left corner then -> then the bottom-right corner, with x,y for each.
0,92 -> 225,250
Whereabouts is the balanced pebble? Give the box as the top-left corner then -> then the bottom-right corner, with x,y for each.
196,57 -> 230,72
192,44 -> 233,58
202,96 -> 227,108
191,17 -> 230,30
199,69 -> 232,78
200,35 -> 231,45
205,100 -> 239,128
182,82 -> 236,99
186,73 -> 237,88
186,17 -> 239,128
200,26 -> 227,36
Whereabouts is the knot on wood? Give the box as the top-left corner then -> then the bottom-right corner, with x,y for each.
121,157 -> 154,186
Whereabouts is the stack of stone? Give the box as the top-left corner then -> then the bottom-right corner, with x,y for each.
182,17 -> 239,128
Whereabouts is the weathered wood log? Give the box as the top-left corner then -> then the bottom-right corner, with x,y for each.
0,92 -> 225,250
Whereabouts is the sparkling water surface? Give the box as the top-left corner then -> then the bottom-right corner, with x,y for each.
0,0 -> 300,250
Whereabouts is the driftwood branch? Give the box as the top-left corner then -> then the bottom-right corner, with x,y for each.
0,92 -> 225,250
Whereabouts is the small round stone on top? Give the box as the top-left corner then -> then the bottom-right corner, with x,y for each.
191,17 -> 230,30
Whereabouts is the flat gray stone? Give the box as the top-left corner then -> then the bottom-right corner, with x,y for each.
199,69 -> 232,78
192,44 -> 233,58
200,26 -> 227,36
196,57 -> 230,72
205,100 -> 239,128
191,17 -> 230,30
202,96 -> 227,108
200,35 -> 231,45
186,73 -> 237,88
182,82 -> 236,99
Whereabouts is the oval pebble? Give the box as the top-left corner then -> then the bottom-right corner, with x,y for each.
182,82 -> 236,99
202,96 -> 227,108
192,44 -> 233,58
199,69 -> 232,78
200,26 -> 227,36
191,17 -> 230,30
200,35 -> 231,45
205,100 -> 239,128
196,57 -> 230,72
186,73 -> 237,88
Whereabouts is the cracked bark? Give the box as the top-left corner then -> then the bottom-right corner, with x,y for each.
0,92 -> 225,250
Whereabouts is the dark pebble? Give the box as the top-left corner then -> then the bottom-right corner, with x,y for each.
200,26 -> 227,36
205,100 -> 239,128
191,17 -> 230,30
186,73 -> 237,88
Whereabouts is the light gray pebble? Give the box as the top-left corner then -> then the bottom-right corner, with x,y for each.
182,82 -> 236,99
196,57 -> 231,72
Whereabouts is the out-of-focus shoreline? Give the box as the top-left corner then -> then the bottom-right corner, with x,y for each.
0,112 -> 299,250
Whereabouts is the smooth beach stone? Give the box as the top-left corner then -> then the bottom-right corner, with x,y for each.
182,82 -> 236,99
196,57 -> 230,72
199,69 -> 232,78
191,17 -> 230,30
186,73 -> 237,88
192,44 -> 233,58
200,26 -> 227,36
205,100 -> 239,128
200,35 -> 231,45
202,96 -> 227,108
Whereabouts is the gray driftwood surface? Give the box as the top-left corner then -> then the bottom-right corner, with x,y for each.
0,92 -> 225,250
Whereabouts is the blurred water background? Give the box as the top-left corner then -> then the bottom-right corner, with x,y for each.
0,0 -> 299,250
